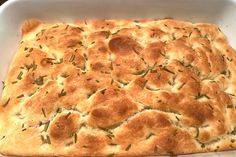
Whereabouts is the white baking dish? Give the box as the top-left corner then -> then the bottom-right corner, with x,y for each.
0,0 -> 236,156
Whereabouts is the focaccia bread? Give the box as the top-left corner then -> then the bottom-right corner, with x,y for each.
1,19 -> 236,156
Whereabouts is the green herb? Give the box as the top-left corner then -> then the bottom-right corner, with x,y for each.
24,47 -> 29,51
43,121 -> 50,132
28,91 -> 36,97
65,25 -> 69,30
112,30 -> 120,35
78,41 -> 83,46
16,94 -> 24,99
195,127 -> 199,138
83,54 -> 88,61
34,75 -> 46,86
58,89 -> 66,97
2,81 -> 5,90
178,82 -> 186,90
17,71 -> 23,80
61,73 -> 69,78
29,48 -> 33,52
22,128 -> 27,131
125,144 -> 131,151
100,89 -> 106,95
231,127 -> 236,135
65,112 -> 71,119
231,139 -> 235,143
41,135 -> 51,144
175,116 -> 179,121
186,64 -> 193,68
66,141 -> 74,146
12,81 -> 18,84
106,133 -> 114,139
146,132 -> 155,139
82,145 -> 88,148
76,27 -> 84,32
42,108 -> 46,117
134,20 -> 140,23
172,35 -> 176,40
196,93 -> 210,99
39,45 -> 42,49
132,46 -> 140,55
227,70 -> 231,78
189,32 -> 192,37
201,143 -> 205,148
87,90 -> 96,98
162,67 -> 175,75
0,136 -> 5,140
117,79 -> 128,86
56,108 -> 62,113
160,51 -> 166,57
52,25 -> 59,28
69,54 -> 75,62
226,57 -> 233,62
2,98 -> 10,107
74,133 -> 77,143
24,61 -> 37,71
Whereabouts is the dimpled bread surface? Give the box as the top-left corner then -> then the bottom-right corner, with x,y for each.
1,19 -> 236,156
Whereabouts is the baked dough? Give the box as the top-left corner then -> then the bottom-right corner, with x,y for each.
1,19 -> 236,156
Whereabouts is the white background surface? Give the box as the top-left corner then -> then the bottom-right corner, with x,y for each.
0,0 -> 236,156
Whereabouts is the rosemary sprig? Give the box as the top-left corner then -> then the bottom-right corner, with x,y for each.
2,98 -> 10,107
125,144 -> 131,151
2,81 -> 5,90
65,112 -> 71,119
34,75 -> 47,86
41,108 -> 46,117
12,81 -> 18,84
146,132 -> 155,139
24,61 -> 37,71
16,94 -> 24,99
58,89 -> 66,97
41,135 -> 51,144
69,54 -> 75,62
74,133 -> 77,143
43,121 -> 50,132
17,71 -> 23,80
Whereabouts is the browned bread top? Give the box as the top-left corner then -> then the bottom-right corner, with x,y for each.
0,19 -> 236,156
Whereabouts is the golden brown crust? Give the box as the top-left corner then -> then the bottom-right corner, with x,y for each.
21,19 -> 41,35
1,19 -> 236,156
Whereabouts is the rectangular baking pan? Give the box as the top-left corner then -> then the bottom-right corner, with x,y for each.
0,0 -> 236,156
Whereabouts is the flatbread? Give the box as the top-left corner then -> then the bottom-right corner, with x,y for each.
1,19 -> 236,156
